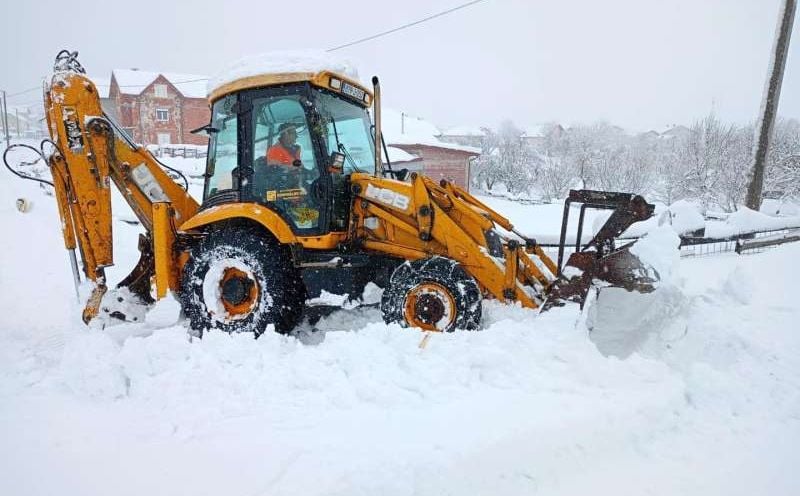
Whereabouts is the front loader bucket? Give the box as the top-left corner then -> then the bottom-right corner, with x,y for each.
541,243 -> 658,311
541,190 -> 658,312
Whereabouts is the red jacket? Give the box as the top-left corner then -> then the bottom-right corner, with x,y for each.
267,144 -> 301,165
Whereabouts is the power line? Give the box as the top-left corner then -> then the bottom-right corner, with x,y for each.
7,100 -> 41,107
8,1 -> 488,95
327,0 -> 489,52
7,77 -> 209,97
6,86 -> 40,98
114,77 -> 209,88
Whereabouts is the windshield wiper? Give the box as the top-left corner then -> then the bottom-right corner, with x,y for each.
330,116 -> 364,173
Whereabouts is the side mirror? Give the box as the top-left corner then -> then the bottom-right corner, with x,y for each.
328,152 -> 345,173
190,123 -> 219,137
384,168 -> 408,181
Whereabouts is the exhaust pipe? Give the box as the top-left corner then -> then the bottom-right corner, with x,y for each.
372,76 -> 382,176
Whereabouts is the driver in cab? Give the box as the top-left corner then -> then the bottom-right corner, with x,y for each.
264,122 -> 317,227
265,121 -> 305,201
267,122 -> 302,166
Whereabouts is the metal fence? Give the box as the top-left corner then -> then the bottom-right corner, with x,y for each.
151,146 -> 207,159
679,227 -> 800,257
537,226 -> 800,262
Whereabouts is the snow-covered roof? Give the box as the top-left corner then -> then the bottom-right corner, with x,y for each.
4,106 -> 42,124
659,125 -> 691,139
112,69 -> 208,98
207,50 -> 361,97
386,146 -> 421,164
521,124 -> 548,139
382,108 -> 480,154
88,75 -> 111,98
441,125 -> 485,137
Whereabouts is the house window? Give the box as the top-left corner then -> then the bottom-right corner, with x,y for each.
157,133 -> 171,145
155,108 -> 169,121
154,84 -> 168,98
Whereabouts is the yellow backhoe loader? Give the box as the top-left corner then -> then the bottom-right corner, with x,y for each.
4,51 -> 657,335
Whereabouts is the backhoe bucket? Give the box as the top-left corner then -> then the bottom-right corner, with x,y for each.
541,190 -> 657,312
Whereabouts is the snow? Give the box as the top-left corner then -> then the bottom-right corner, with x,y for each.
521,124 -> 548,139
630,224 -> 682,282
207,50 -> 361,97
112,69 -> 208,98
441,125 -> 485,137
87,75 -> 110,98
761,198 -> 800,216
1,149 -> 800,495
385,145 -> 420,164
663,199 -> 706,235
705,206 -> 800,238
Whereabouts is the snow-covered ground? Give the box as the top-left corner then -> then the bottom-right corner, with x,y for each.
1,154 -> 799,495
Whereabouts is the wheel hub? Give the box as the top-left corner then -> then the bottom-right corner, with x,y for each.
221,276 -> 252,306
219,267 -> 259,317
414,293 -> 445,325
403,282 -> 456,332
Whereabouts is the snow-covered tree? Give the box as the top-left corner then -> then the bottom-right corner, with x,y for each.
764,117 -> 800,200
677,113 -> 740,212
534,123 -> 577,200
472,121 -> 537,194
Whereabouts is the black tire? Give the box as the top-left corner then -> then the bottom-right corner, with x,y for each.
381,256 -> 482,332
179,224 -> 306,336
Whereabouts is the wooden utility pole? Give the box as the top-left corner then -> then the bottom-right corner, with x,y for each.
1,90 -> 9,147
745,0 -> 796,210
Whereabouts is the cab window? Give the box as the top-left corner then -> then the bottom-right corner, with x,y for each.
205,94 -> 238,197
251,95 -> 321,231
314,91 -> 375,174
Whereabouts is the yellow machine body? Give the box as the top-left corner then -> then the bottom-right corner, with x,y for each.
32,51 -> 653,333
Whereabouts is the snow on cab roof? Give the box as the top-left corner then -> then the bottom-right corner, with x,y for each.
111,69 -> 208,99
207,50 -> 361,98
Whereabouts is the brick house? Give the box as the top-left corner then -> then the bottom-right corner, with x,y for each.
108,69 -> 209,146
386,143 -> 478,190
382,109 -> 480,191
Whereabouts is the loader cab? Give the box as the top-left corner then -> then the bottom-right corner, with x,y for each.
203,73 -> 375,236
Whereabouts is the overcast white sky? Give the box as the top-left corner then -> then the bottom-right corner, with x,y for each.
1,0 -> 797,132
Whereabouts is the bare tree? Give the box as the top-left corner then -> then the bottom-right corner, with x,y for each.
472,121 -> 537,194
651,135 -> 689,205
592,134 -> 656,194
469,113 -> 797,211
677,113 -> 740,212
472,127 -> 501,190
765,117 -> 800,199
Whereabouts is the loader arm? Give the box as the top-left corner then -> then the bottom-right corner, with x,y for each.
349,173 -> 656,312
349,172 -> 561,308
43,52 -> 199,321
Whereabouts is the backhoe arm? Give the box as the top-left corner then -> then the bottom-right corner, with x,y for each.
43,51 -> 199,322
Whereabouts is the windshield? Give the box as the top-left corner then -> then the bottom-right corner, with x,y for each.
312,90 -> 375,174
205,94 -> 238,197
